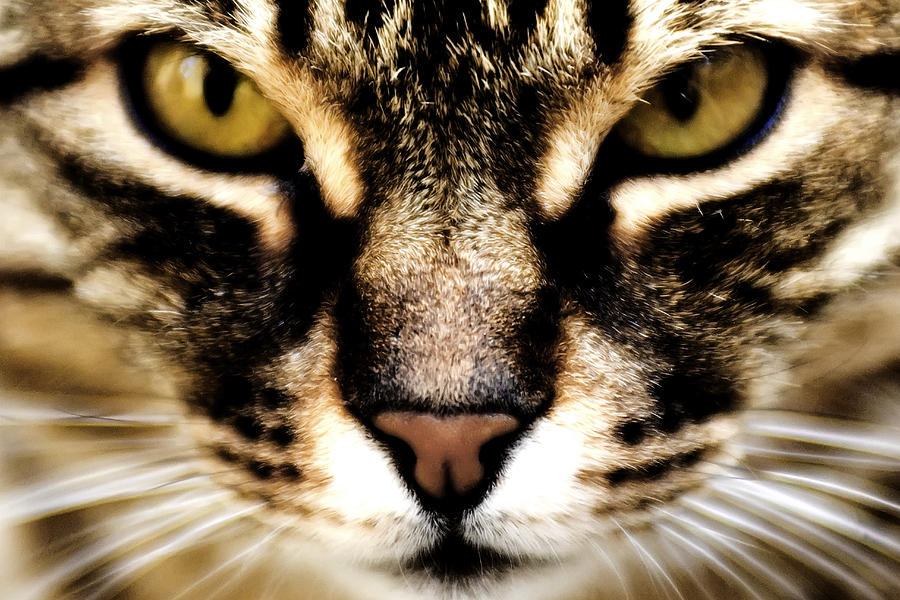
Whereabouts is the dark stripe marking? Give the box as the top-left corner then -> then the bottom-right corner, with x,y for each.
233,412 -> 266,440
279,463 -> 302,480
586,0 -> 631,65
269,422 -> 296,447
260,387 -> 291,408
277,1 -> 312,55
836,52 -> 900,94
248,459 -> 275,479
210,376 -> 256,420
346,0 -> 397,40
54,149 -> 349,367
606,449 -> 704,485
0,270 -> 73,292
615,419 -> 648,446
214,446 -> 241,463
507,0 -> 549,34
0,55 -> 84,104
653,372 -> 737,433
410,0 -> 482,34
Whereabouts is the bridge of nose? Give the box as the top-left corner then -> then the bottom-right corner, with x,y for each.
373,412 -> 520,499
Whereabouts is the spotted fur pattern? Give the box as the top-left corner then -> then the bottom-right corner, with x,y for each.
1,0 -> 899,598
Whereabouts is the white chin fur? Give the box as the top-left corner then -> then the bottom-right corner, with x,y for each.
463,419 -> 593,559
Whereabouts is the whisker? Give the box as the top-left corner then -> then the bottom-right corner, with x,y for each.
587,537 -> 632,600
653,530 -> 719,600
684,494 -> 887,600
3,453 -> 206,523
613,519 -> 685,600
762,469 -> 900,517
35,489 -> 225,562
656,522 -> 765,600
667,506 -> 812,598
81,501 -> 264,600
171,525 -> 285,600
0,403 -> 184,428
712,483 -> 900,595
714,477 -> 900,563
739,412 -> 900,458
20,490 -> 234,600
258,563 -> 290,600
737,444 -> 900,470
1,437 -> 193,459
656,506 -> 757,550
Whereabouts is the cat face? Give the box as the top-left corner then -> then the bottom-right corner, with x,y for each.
1,0 -> 899,597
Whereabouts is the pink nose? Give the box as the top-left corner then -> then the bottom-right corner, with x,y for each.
373,412 -> 520,499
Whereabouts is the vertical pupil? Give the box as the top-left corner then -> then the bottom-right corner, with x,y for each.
660,62 -> 702,122
203,54 -> 238,117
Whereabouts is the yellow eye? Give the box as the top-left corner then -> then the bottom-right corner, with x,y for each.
615,45 -> 771,160
140,40 -> 292,160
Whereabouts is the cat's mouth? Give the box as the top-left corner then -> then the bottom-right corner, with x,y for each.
401,529 -> 538,580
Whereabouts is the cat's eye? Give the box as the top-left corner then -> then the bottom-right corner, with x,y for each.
614,44 -> 778,162
123,39 -> 298,172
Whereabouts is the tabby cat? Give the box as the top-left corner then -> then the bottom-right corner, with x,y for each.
1,0 -> 899,598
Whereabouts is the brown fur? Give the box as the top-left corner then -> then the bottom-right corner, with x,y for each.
1,1 -> 899,598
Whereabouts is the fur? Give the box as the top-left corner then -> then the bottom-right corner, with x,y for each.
1,1 -> 899,598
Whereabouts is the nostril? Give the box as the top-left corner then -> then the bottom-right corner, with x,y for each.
372,412 -> 520,502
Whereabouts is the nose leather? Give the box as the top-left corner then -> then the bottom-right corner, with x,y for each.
373,412 -> 520,498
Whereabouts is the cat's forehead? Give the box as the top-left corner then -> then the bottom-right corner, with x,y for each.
181,0 -> 849,109
291,0 -> 606,94
271,0 -> 620,68
69,0 -> 862,90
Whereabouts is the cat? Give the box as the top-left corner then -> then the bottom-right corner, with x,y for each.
1,0 -> 899,598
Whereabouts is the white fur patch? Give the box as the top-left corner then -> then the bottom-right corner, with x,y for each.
466,419 -> 593,558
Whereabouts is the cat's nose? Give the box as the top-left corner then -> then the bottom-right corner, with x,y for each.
372,412 -> 520,502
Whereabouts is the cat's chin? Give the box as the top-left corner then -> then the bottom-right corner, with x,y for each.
260,502 -> 579,584
402,531 -> 534,580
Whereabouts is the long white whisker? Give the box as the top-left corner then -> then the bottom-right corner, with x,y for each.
652,529 -> 718,600
714,477 -> 900,561
20,490 -> 233,600
172,525 -> 284,600
684,495 -> 886,600
718,488 -> 900,593
587,535 -> 632,600
657,522 -> 765,600
614,519 -> 684,600
737,444 -> 900,470
36,488 -> 224,560
762,469 -> 900,517
717,488 -> 900,596
0,403 -> 184,428
740,413 -> 900,458
0,437 -> 192,459
82,501 -> 264,600
2,453 -> 206,523
667,506 -> 808,598
258,561 -> 290,600
656,505 -> 761,550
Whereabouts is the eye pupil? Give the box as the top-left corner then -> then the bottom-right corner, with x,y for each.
203,54 -> 238,117
660,65 -> 701,122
